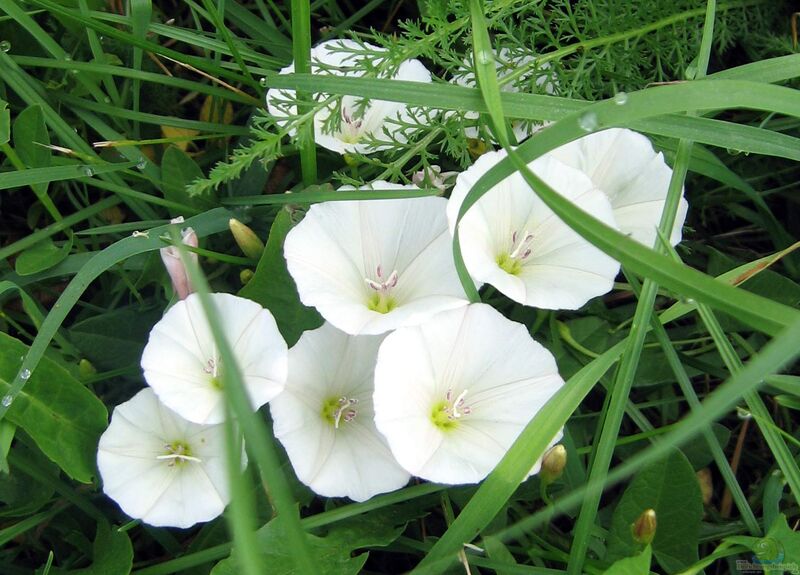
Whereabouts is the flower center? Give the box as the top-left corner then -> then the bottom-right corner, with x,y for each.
321,396 -> 359,429
365,265 -> 398,314
497,230 -> 534,275
338,107 -> 364,144
204,358 -> 223,389
156,441 -> 201,467
430,388 -> 472,431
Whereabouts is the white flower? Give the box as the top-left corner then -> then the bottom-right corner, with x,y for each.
270,322 -> 410,501
447,150 -> 620,310
373,303 -> 564,485
451,47 -> 556,142
160,216 -> 198,300
265,39 -> 432,155
284,188 -> 469,335
141,293 -> 287,425
97,388 -> 243,528
547,128 -> 689,247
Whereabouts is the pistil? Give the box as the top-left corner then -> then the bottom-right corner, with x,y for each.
497,230 -> 535,275
365,265 -> 399,314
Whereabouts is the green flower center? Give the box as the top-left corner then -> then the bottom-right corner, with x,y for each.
321,396 -> 359,428
497,230 -> 535,276
157,441 -> 200,467
204,358 -> 223,389
365,265 -> 399,314
430,389 -> 472,431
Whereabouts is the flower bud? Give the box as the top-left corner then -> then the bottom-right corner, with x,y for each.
240,269 -> 254,285
78,359 -> 97,379
631,509 -> 657,545
540,444 -> 567,485
229,219 -> 265,260
160,217 -> 198,300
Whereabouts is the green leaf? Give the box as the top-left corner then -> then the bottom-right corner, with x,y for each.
239,208 -> 323,346
0,332 -> 108,483
602,545 -> 652,575
70,306 -> 162,370
726,514 -> 800,566
14,236 -> 73,276
680,423 -> 730,470
607,449 -> 703,573
212,509 -> 405,575
13,104 -> 51,169
482,536 -> 520,575
0,98 -> 9,145
0,441 -> 57,518
66,521 -> 133,575
161,146 -> 214,214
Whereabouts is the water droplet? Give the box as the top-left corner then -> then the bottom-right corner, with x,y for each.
82,166 -> 94,177
1,395 -> 13,408
20,368 -> 31,380
137,159 -> 148,170
475,49 -> 494,66
0,41 -> 11,53
613,92 -> 628,105
98,35 -> 105,41
70,69 -> 79,75
577,111 -> 598,132
64,55 -> 72,62
103,97 -> 111,104
259,77 -> 268,87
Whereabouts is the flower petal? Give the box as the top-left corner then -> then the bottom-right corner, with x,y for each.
141,293 -> 287,424
97,388 -> 237,528
448,151 -> 620,309
547,128 -> 689,246
271,323 -> 410,501
285,195 -> 468,335
373,304 -> 564,485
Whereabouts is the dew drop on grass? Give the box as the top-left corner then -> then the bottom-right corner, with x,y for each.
0,41 -> 11,53
82,166 -> 94,177
259,77 -> 268,87
20,368 -> 31,380
613,92 -> 628,105
1,395 -> 13,407
578,111 -> 598,132
137,159 -> 148,170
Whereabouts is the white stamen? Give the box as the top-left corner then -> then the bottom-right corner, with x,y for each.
365,265 -> 399,292
508,230 -> 535,260
333,397 -> 359,429
156,453 -> 202,463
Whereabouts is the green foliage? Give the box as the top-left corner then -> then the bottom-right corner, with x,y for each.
238,208 -> 323,346
607,449 -> 703,572
0,0 -> 798,573
0,332 -> 107,483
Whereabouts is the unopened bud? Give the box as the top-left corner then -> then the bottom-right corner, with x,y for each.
631,509 -> 657,545
229,219 -> 265,260
240,269 -> 254,285
160,216 -> 198,300
540,444 -> 567,485
78,359 -> 97,379
696,468 -> 713,505
466,137 -> 489,159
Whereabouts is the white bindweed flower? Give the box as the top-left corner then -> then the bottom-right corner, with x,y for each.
447,150 -> 620,310
270,322 -> 410,501
265,39 -> 432,154
284,188 -> 469,335
451,47 -> 556,142
141,293 -> 288,425
160,216 -> 198,300
547,128 -> 689,247
97,388 -> 243,528
373,303 -> 564,484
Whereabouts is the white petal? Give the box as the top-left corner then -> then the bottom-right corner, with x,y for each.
374,304 -> 565,484
141,293 -> 287,424
547,128 -> 688,247
97,389 -> 239,528
448,151 -> 620,309
284,196 -> 468,335
266,39 -> 431,155
270,323 -> 410,501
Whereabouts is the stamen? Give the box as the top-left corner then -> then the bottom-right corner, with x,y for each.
431,388 -> 473,430
324,396 -> 359,429
157,442 -> 201,466
365,265 -> 399,314
497,230 -> 536,275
